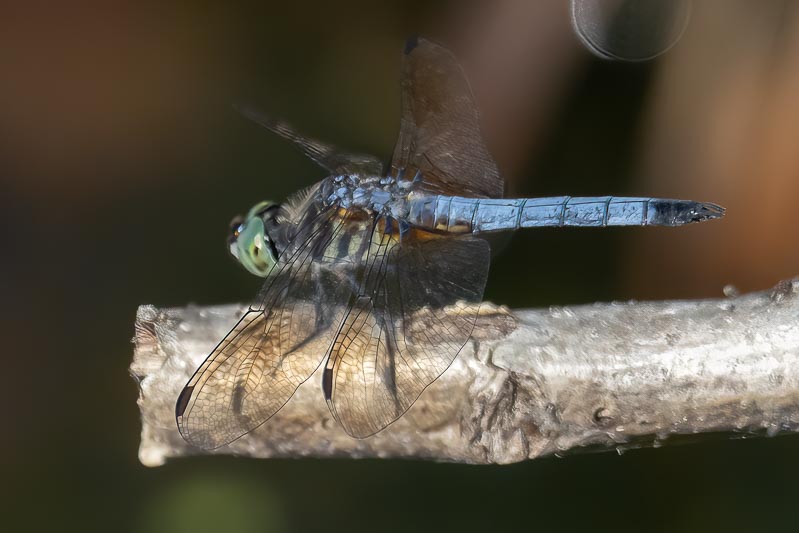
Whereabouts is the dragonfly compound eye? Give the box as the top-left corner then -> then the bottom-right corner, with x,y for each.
233,216 -> 277,277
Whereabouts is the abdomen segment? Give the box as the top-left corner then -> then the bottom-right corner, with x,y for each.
407,195 -> 725,234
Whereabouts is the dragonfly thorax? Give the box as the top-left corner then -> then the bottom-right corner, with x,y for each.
320,174 -> 413,218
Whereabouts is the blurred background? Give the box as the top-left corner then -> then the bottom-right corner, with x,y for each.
3,1 -> 798,531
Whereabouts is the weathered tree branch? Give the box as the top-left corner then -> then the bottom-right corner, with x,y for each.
131,278 -> 799,467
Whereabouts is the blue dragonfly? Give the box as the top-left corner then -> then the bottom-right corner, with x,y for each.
176,37 -> 723,449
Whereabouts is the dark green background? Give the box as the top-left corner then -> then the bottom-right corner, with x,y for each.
4,2 -> 797,532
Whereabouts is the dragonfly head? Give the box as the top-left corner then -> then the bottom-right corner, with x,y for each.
228,200 -> 280,277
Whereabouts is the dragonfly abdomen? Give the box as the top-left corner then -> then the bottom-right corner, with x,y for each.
407,195 -> 724,234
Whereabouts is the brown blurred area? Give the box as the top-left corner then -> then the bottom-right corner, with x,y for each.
1,4 -> 235,201
628,0 -> 799,297
0,2 -> 579,208
2,2 -> 797,533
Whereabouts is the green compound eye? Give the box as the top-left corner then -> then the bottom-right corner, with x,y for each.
228,201 -> 278,277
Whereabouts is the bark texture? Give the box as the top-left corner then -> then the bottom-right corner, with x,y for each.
131,278 -> 799,467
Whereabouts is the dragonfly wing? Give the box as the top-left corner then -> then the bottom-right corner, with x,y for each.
324,220 -> 490,438
176,209 -> 370,449
390,37 -> 503,198
235,104 -> 384,176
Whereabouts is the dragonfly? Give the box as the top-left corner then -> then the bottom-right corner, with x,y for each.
176,37 -> 724,449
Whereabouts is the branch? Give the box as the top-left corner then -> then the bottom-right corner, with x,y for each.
131,278 -> 799,467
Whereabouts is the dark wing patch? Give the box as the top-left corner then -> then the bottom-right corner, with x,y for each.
404,35 -> 419,55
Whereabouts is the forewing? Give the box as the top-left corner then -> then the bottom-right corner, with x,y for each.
235,104 -> 384,176
176,210 -> 370,449
390,37 -> 503,198
325,221 -> 490,437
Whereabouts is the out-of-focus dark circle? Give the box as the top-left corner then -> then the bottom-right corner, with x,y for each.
571,0 -> 692,62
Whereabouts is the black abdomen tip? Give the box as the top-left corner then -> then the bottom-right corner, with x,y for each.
648,200 -> 726,226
